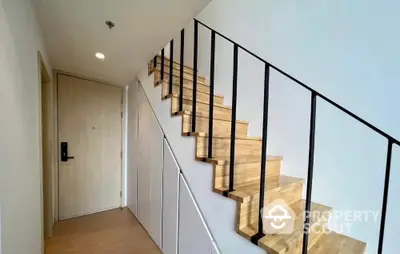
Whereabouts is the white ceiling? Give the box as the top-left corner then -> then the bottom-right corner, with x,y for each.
34,0 -> 211,86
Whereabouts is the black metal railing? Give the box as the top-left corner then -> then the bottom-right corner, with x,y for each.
378,139 -> 393,254
192,20 -> 199,132
208,30 -> 216,159
179,29 -> 185,111
251,62 -> 271,244
228,43 -> 239,193
302,91 -> 317,252
160,48 -> 165,82
153,18 -> 400,253
169,39 -> 174,94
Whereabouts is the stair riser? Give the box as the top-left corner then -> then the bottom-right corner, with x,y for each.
309,233 -> 366,254
153,56 -> 202,80
213,160 -> 282,190
237,182 -> 303,229
287,230 -> 329,254
197,146 -> 261,158
171,97 -> 232,121
257,202 -> 332,254
155,71 -> 212,94
260,220 -> 330,254
196,136 -> 262,158
153,64 -> 207,85
162,82 -> 224,105
182,114 -> 248,137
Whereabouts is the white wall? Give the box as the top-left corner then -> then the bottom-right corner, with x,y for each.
181,0 -> 399,253
0,0 -> 52,253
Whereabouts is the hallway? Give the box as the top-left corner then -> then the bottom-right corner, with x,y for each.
45,208 -> 161,254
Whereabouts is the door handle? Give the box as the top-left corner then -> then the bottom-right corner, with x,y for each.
61,142 -> 75,162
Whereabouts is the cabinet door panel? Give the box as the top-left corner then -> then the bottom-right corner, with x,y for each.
162,140 -> 180,254
179,175 -> 216,254
137,90 -> 163,248
127,82 -> 139,216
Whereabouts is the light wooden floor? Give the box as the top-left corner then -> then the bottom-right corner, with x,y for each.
45,208 -> 161,254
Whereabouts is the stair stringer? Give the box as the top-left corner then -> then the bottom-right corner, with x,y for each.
138,68 -> 266,254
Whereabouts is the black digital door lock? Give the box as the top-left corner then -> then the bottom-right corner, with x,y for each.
61,142 -> 75,162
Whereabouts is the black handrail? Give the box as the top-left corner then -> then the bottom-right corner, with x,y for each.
194,18 -> 400,146
153,17 -> 399,252
190,21 -> 399,249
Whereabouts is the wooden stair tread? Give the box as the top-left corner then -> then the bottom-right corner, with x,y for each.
187,131 -> 261,141
153,66 -> 208,85
223,175 -> 304,202
165,92 -> 224,106
183,131 -> 249,139
170,93 -> 231,110
173,109 -> 228,121
153,69 -> 209,89
240,199 -> 330,234
161,81 -> 224,99
258,201 -> 332,253
181,112 -> 249,138
239,200 -> 331,254
153,55 -> 201,78
178,110 -> 248,124
309,232 -> 367,254
171,100 -> 232,122
197,155 -> 282,165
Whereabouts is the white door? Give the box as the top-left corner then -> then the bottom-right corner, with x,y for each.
58,74 -> 122,220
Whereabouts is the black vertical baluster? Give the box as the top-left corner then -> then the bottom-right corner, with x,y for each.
228,44 -> 239,193
153,56 -> 157,69
169,40 -> 174,95
179,29 -> 185,111
161,48 -> 165,82
377,139 -> 394,254
208,31 -> 216,158
251,63 -> 270,244
302,92 -> 317,254
192,20 -> 199,132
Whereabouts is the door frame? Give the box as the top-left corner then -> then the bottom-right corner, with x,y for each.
55,70 -> 126,219
38,51 -> 55,242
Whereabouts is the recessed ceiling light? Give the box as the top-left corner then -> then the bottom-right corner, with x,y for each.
95,52 -> 105,60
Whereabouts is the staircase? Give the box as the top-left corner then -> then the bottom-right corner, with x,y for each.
148,56 -> 367,254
